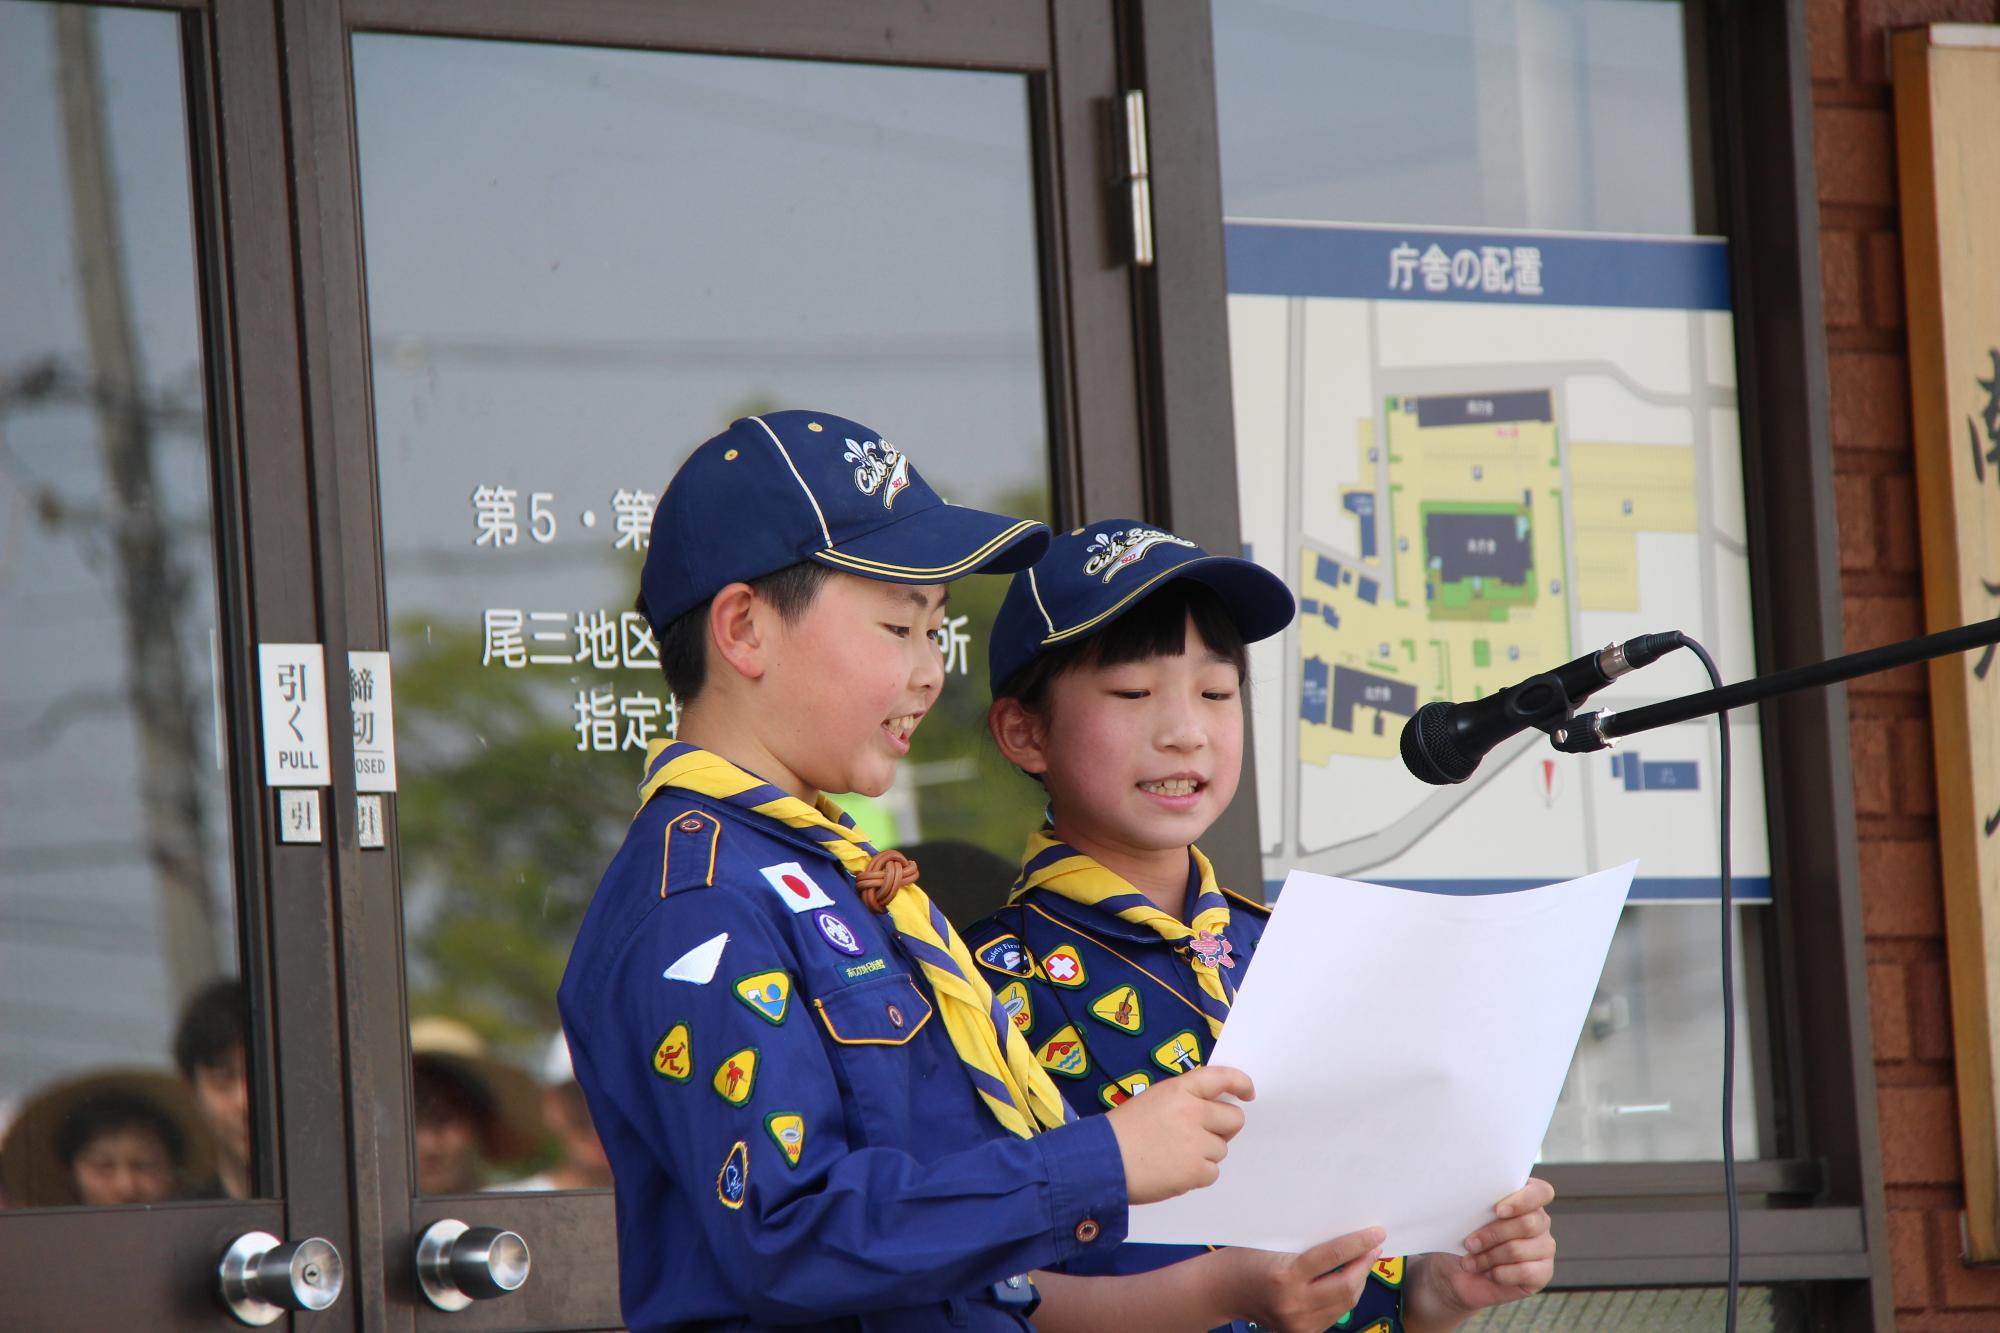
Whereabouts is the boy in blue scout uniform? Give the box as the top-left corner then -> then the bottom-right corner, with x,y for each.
559,415 -> 1378,1333
970,522 -> 1560,1333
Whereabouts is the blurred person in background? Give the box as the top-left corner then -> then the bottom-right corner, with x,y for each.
410,1016 -> 541,1194
61,1089 -> 185,1205
0,1071 -> 212,1208
173,978 -> 251,1199
489,1032 -> 612,1192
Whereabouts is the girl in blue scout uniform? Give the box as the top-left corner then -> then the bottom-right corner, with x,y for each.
970,522 -> 1559,1333
560,416 -> 1381,1333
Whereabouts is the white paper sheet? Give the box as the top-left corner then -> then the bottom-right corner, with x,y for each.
1125,861 -> 1636,1258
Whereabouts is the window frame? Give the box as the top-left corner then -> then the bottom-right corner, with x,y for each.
1134,1 -> 1889,1324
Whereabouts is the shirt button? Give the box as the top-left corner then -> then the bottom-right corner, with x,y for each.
887,1004 -> 905,1028
1074,1218 -> 1101,1243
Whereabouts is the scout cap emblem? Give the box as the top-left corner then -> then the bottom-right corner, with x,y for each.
1082,525 -> 1198,582
842,437 -> 911,508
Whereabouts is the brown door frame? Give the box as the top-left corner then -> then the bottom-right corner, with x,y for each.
281,2 -> 1160,1326
1131,0 -> 1890,1325
2,1 -> 359,1328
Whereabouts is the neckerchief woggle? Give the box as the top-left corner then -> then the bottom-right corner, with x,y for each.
1010,829 -> 1237,1038
638,741 -> 1075,1139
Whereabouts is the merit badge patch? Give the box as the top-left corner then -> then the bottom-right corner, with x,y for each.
1188,928 -> 1235,969
1369,1256 -> 1404,1287
764,1112 -> 805,1169
1087,984 -> 1144,1034
733,970 -> 791,1026
1038,943 -> 1087,989
663,931 -> 729,984
1036,1024 -> 1090,1080
1098,1070 -> 1153,1109
651,1022 -> 693,1083
716,1140 -> 749,1210
1152,1029 -> 1203,1075
813,908 -> 865,957
996,980 -> 1033,1033
976,934 -> 1033,978
712,1047 -> 759,1107
759,861 -> 834,913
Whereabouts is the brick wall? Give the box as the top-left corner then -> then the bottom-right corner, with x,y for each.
1808,1 -> 2000,1326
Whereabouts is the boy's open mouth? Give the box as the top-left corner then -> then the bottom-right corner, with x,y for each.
884,713 -> 922,744
1137,777 -> 1203,798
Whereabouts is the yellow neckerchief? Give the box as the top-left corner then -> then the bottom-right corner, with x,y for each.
1010,829 -> 1236,1038
638,741 -> 1073,1139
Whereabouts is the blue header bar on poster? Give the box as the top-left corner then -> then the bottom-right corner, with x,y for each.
1225,220 -> 1732,310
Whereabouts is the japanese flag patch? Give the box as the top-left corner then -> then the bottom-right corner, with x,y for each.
759,861 -> 834,913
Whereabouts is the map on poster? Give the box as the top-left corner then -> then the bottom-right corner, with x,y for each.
1227,220 -> 1771,901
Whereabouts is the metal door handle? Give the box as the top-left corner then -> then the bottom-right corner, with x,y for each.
416,1218 -> 531,1311
218,1231 -> 344,1325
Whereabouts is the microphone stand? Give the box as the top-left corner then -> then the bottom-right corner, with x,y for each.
1549,616 -> 2000,753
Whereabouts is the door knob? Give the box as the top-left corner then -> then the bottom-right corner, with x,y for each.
415,1218 -> 531,1311
218,1231 -> 344,1325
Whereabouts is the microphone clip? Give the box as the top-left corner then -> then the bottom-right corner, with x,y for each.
1510,671 -> 1583,740
1550,709 -> 1616,754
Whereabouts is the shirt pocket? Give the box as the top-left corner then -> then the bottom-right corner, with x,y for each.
813,972 -> 933,1045
812,973 -> 946,1144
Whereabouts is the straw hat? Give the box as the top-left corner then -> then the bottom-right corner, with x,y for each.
409,1016 -> 544,1166
0,1069 -> 216,1208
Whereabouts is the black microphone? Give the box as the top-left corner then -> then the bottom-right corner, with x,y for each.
1399,632 -> 1685,784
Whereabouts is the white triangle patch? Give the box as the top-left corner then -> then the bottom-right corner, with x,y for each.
662,931 -> 729,984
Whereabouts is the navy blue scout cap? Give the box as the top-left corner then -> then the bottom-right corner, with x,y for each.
988,520 -> 1296,696
640,410 -> 1051,634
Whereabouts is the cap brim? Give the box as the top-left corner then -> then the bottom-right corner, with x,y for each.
1160,556 -> 1298,644
811,503 -> 1050,583
1036,552 -> 1297,656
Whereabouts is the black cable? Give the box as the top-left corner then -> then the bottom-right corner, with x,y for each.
1679,634 -> 1738,1331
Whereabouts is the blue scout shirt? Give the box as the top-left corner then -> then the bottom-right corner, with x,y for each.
968,851 -> 1407,1333
559,791 -> 1129,1332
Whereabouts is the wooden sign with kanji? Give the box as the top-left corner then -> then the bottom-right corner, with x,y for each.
1894,22 -> 2000,1262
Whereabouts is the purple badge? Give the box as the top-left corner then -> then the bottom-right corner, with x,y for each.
814,909 -> 864,957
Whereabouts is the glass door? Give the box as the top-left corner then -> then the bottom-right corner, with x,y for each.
289,2 -> 1153,1324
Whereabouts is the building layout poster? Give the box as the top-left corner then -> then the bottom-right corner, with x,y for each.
1227,220 -> 1771,902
